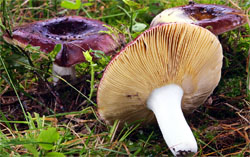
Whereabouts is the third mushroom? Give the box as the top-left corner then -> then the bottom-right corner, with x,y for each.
97,23 -> 223,156
150,3 -> 247,35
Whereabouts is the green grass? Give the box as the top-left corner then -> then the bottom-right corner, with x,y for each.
0,0 -> 250,156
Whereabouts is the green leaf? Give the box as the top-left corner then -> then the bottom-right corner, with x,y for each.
61,0 -> 81,10
83,50 -> 93,63
38,128 -> 60,150
24,144 -> 39,157
24,44 -> 41,54
6,53 -> 29,67
132,22 -> 147,32
0,18 -> 6,31
34,112 -> 43,129
46,152 -> 65,157
82,2 -> 93,7
49,44 -> 62,61
0,111 -> 12,129
246,0 -> 250,6
123,0 -> 140,8
92,50 -> 105,59
30,52 -> 41,60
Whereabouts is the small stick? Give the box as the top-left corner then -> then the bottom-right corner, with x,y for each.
224,103 -> 240,111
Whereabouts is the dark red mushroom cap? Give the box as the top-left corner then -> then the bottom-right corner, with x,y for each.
150,4 -> 247,35
3,16 -> 125,67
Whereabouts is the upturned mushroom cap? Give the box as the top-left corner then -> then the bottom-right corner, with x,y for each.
150,4 -> 247,35
97,23 -> 223,125
3,16 -> 125,67
98,23 -> 223,156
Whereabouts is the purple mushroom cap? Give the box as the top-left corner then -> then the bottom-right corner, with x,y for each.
3,16 -> 126,67
150,4 -> 247,35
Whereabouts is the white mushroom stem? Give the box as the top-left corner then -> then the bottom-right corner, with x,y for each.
52,63 -> 76,85
147,84 -> 197,156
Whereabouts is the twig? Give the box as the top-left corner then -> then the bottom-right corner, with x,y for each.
0,85 -> 10,97
228,0 -> 242,10
0,123 -> 15,138
75,84 -> 85,105
224,103 -> 240,111
194,109 -> 218,121
122,142 -> 131,156
203,143 -> 247,156
236,111 -> 250,125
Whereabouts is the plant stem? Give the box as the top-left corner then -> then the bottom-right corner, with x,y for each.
88,61 -> 95,100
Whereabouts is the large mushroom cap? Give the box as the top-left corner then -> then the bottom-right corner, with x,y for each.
97,23 -> 223,125
3,16 -> 125,67
150,4 -> 247,35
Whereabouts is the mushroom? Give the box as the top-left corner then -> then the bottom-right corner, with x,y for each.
3,16 -> 125,83
150,3 -> 247,35
97,23 -> 223,156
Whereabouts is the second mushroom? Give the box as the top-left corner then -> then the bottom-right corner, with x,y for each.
3,16 -> 125,84
97,23 -> 223,156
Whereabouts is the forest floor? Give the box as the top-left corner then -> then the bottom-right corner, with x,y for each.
0,0 -> 249,156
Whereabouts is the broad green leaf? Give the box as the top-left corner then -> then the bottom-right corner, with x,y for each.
132,22 -> 147,32
24,144 -> 39,157
38,127 -> 59,150
61,0 -> 81,10
46,152 -> 65,157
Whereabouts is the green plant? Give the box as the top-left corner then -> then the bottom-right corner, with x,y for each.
83,49 -> 96,100
61,0 -> 81,10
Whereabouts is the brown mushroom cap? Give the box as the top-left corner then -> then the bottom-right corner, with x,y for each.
150,4 -> 247,35
97,23 -> 223,125
3,16 -> 125,67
